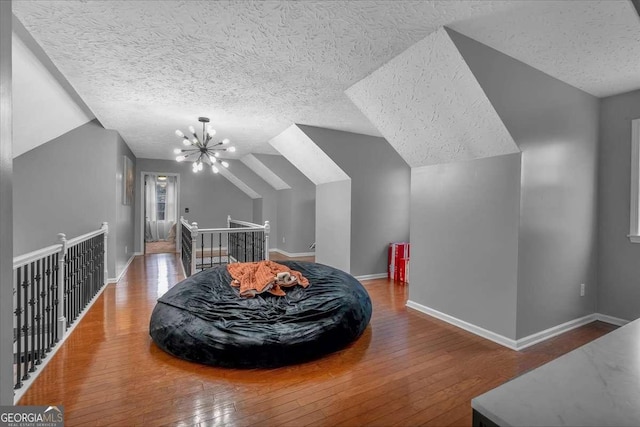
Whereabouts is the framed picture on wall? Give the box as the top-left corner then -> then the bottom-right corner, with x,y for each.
123,155 -> 134,205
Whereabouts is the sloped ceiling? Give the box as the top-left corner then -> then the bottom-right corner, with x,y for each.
12,19 -> 94,158
269,125 -> 349,185
240,154 -> 290,190
346,27 -> 519,168
11,0 -> 639,161
448,0 -> 640,97
217,167 -> 261,199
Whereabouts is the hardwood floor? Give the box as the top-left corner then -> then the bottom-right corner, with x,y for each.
18,253 -> 617,426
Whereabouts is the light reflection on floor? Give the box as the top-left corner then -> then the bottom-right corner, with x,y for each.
154,255 -> 170,298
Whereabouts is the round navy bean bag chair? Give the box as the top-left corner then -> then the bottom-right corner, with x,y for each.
149,261 -> 372,368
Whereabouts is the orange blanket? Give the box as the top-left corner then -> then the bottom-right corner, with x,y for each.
227,260 -> 310,298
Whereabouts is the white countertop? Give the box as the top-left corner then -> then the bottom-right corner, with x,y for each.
472,318 -> 640,426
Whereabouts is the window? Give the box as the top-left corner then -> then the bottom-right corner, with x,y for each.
630,118 -> 640,243
156,181 -> 167,221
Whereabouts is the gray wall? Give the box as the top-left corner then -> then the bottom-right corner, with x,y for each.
276,189 -> 293,251
449,29 -> 600,338
597,89 -> 640,322
316,180 -> 351,272
0,0 -> 13,405
116,135 -> 136,275
134,158 -> 253,253
13,120 -> 130,279
255,154 -> 315,254
226,159 -> 278,243
409,154 -> 521,339
299,125 -> 410,276
252,198 -> 263,224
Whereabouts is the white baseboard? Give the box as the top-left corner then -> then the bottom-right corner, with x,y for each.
406,300 -> 518,349
108,253 -> 138,283
14,281 -> 109,404
354,273 -> 388,281
270,248 -> 315,258
406,300 -> 630,351
193,246 -> 228,252
515,314 -> 597,350
595,313 -> 630,326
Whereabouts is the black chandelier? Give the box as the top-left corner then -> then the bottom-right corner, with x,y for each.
174,117 -> 236,173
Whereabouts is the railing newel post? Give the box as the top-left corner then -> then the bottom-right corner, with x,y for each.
178,216 -> 183,254
264,221 -> 270,260
191,222 -> 198,275
101,222 -> 108,285
56,233 -> 67,339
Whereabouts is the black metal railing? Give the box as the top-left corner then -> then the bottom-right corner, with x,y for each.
64,233 -> 104,327
229,223 -> 265,263
180,217 -> 270,276
12,224 -> 108,394
197,229 -> 230,271
13,251 -> 59,390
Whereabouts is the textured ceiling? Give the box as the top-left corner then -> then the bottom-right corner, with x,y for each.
12,0 -> 640,161
12,0 -> 531,160
448,0 -> 640,98
347,28 -> 518,168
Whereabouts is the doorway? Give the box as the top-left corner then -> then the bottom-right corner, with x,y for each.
144,173 -> 179,254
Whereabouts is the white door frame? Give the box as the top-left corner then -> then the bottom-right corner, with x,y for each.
140,171 -> 181,254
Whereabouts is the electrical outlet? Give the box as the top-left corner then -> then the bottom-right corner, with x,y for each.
580,283 -> 585,297
125,245 -> 128,254
282,237 -> 286,244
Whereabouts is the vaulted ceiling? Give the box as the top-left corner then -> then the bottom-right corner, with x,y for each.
12,0 -> 640,162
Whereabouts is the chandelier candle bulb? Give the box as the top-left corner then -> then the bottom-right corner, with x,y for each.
221,161 -> 229,168
229,146 -> 236,152
173,148 -> 182,154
